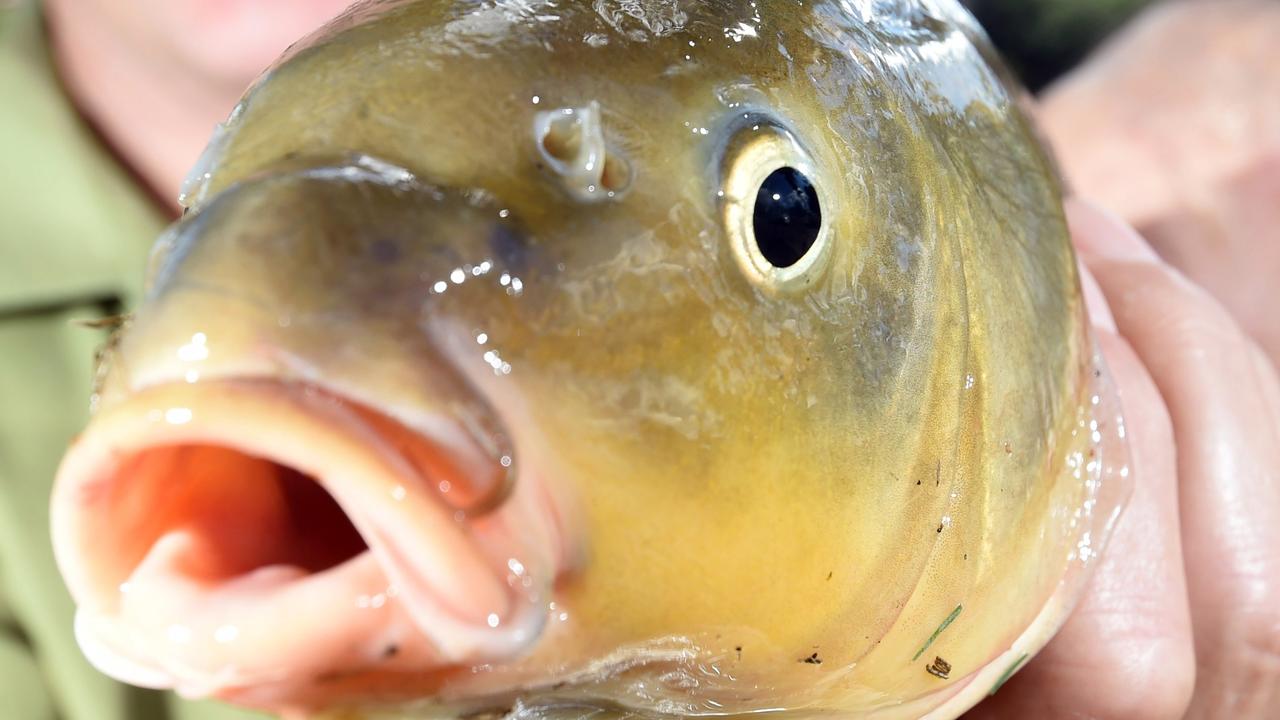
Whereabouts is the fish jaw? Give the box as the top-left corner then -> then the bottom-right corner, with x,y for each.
50,378 -> 568,708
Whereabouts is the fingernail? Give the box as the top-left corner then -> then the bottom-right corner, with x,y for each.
1065,197 -> 1161,263
1078,257 -> 1118,334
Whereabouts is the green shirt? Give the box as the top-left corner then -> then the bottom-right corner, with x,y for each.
0,4 -> 262,718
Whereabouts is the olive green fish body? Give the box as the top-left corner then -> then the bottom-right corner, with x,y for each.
52,2 -> 1130,718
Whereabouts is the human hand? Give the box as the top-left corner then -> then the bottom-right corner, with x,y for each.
1038,0 -> 1280,368
965,198 -> 1280,719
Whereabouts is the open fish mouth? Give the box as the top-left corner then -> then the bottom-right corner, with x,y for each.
51,378 -> 562,702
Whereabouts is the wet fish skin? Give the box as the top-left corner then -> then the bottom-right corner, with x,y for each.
53,1 -> 1129,718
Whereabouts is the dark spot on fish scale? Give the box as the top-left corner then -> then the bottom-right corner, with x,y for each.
801,652 -> 822,665
370,237 -> 401,264
926,656 -> 952,679
382,644 -> 399,659
489,223 -> 534,275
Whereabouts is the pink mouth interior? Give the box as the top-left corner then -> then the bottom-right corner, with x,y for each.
102,444 -> 370,591
54,380 -> 557,704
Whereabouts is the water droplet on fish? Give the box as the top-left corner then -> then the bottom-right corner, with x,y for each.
176,333 -> 208,363
167,625 -> 192,645
214,625 -> 239,644
177,111 -> 238,210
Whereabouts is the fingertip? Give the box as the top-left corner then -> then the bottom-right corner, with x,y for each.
1066,197 -> 1161,264
970,626 -> 1195,720
1078,258 -> 1117,334
1247,343 -> 1280,429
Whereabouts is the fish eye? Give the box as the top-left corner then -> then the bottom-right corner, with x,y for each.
720,123 -> 831,292
753,167 -> 821,267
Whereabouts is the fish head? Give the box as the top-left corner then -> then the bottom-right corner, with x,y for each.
51,1 -> 1132,718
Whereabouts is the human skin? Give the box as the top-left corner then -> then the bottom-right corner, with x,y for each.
44,0 -> 352,208
40,2 -> 1280,718
1039,0 -> 1280,368
971,199 -> 1280,719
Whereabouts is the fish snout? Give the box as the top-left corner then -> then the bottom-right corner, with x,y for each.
50,158 -> 568,706
52,380 -> 564,704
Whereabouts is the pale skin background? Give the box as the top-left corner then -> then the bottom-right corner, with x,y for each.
45,0 -> 1280,717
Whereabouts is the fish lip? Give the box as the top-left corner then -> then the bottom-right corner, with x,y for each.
51,378 -> 557,698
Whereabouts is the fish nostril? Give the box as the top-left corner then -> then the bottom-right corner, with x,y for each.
539,113 -> 585,164
599,153 -> 632,193
534,102 -> 630,200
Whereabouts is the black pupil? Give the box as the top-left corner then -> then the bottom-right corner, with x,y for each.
752,166 -> 822,268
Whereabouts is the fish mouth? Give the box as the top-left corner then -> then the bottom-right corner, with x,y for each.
51,378 -> 561,702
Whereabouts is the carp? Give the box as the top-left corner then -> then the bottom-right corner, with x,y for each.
51,1 -> 1131,717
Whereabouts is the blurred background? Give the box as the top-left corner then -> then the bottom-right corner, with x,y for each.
964,0 -> 1156,89
974,0 -> 1280,368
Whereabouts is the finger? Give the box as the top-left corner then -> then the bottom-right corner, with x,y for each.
1251,344 -> 1280,431
1071,198 -> 1280,718
1078,255 -> 1116,334
968,292 -> 1194,719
